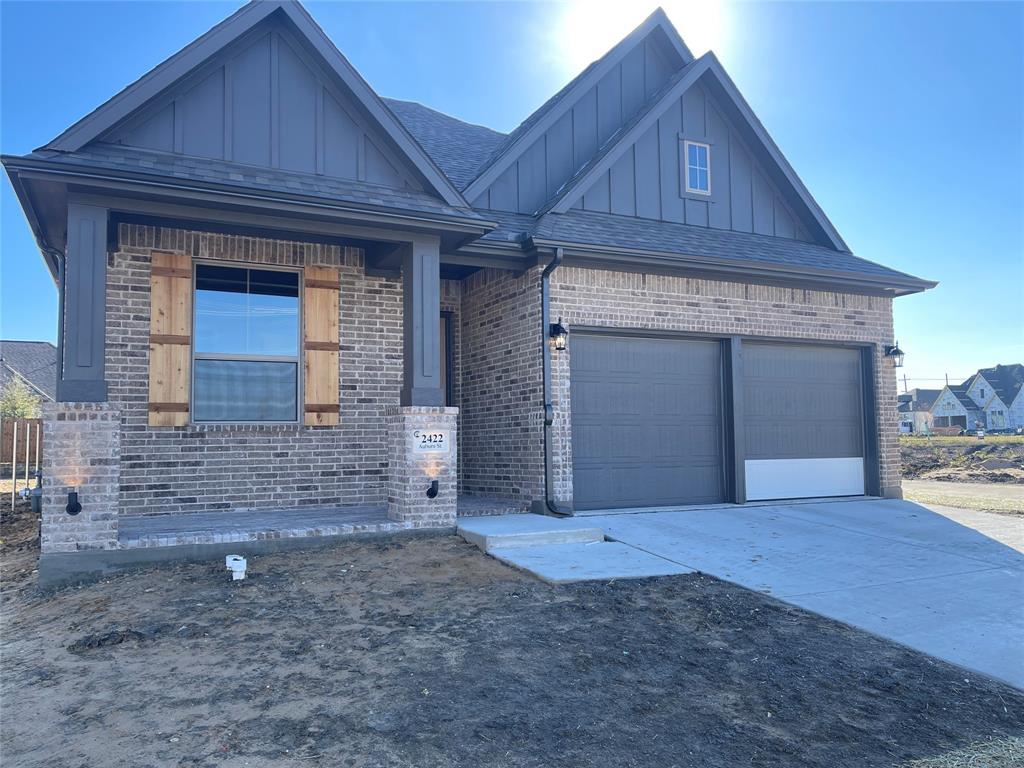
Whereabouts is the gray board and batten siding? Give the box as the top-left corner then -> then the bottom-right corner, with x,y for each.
469,30 -> 684,215
567,82 -> 812,242
105,22 -> 423,192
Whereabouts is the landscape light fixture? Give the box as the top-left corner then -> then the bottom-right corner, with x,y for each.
884,342 -> 905,368
65,490 -> 82,516
549,318 -> 568,351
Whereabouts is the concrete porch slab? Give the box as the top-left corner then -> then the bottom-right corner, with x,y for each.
457,513 -> 601,551
489,540 -> 693,584
119,504 -> 405,549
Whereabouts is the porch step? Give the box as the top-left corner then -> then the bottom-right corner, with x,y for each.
457,513 -> 603,552
489,540 -> 692,584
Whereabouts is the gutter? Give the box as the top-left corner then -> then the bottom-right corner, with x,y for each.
539,247 -> 572,517
529,236 -> 937,297
1,155 -> 498,235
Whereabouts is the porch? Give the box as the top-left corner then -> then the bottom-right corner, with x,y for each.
117,496 -> 529,549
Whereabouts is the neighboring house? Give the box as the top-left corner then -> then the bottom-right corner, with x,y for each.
896,388 -> 939,433
0,340 -> 58,403
934,363 -> 1024,430
1,1 -> 934,574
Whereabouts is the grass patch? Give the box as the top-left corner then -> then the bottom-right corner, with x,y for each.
900,435 -> 1024,447
903,737 -> 1024,767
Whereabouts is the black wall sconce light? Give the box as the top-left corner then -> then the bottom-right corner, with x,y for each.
884,342 -> 905,368
426,480 -> 439,499
65,490 -> 82,516
549,317 -> 569,351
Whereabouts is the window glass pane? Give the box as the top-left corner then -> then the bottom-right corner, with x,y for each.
193,360 -> 298,422
688,167 -> 700,191
687,142 -> 698,167
696,145 -> 708,171
194,265 -> 299,356
698,168 -> 709,191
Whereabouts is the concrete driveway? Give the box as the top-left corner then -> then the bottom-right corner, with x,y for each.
585,499 -> 1023,689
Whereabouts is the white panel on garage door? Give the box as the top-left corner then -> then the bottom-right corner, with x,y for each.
743,343 -> 865,500
570,334 -> 724,510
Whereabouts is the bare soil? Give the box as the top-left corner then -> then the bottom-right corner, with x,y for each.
2,527 -> 1023,767
900,437 -> 1024,484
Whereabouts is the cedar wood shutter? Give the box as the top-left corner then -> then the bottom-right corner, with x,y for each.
148,251 -> 192,426
303,266 -> 340,426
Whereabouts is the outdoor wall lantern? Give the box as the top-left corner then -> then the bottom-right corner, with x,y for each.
549,317 -> 569,351
426,480 -> 439,499
884,342 -> 905,368
65,490 -> 82,516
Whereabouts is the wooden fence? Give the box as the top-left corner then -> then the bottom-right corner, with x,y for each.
1,418 -> 42,465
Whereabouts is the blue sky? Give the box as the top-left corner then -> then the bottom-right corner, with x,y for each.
1,0 -> 1021,391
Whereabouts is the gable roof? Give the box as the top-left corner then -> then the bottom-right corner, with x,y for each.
966,364 -> 1024,407
462,8 -> 693,201
383,99 -> 507,189
0,340 -> 57,401
543,52 -> 848,252
41,0 -> 469,208
932,385 -> 983,415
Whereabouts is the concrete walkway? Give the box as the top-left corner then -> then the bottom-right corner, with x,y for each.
459,499 -> 1024,689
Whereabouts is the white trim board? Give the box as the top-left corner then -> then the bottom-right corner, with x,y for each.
745,458 -> 865,501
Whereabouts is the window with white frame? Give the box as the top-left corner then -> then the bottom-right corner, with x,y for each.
192,263 -> 301,422
684,140 -> 711,195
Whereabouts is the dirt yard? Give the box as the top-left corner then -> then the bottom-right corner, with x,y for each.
2,508 -> 1023,768
900,436 -> 1024,484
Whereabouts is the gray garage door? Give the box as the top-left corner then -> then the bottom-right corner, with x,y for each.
743,343 -> 865,500
570,334 -> 724,510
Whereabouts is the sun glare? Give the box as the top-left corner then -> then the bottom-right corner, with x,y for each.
550,0 -> 729,77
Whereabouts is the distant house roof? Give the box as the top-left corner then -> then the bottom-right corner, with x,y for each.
902,388 -> 940,412
968,364 -> 1024,406
949,386 -> 982,413
0,340 -> 57,401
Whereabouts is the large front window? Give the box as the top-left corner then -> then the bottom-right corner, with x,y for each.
192,263 -> 300,422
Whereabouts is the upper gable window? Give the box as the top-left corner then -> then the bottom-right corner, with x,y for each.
684,140 -> 711,195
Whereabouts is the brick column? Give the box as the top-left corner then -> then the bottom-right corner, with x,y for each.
386,406 -> 458,527
41,402 -> 120,552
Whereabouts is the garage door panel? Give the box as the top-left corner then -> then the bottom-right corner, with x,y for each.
571,334 -> 724,510
743,343 -> 865,500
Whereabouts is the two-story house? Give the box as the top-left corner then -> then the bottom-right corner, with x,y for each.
930,364 -> 1024,431
2,1 -> 935,579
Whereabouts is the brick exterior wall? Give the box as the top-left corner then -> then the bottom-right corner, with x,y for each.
107,224 -> 464,518
459,267 -> 545,502
386,406 -> 458,526
85,222 -> 899,538
548,267 -> 901,502
41,402 -> 120,552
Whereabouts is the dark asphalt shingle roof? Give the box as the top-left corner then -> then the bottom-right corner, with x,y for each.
906,388 -> 941,411
27,144 -> 484,222
383,99 -> 506,190
527,209 -> 924,284
969,364 -> 1024,406
949,386 -> 983,413
0,340 -> 57,401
